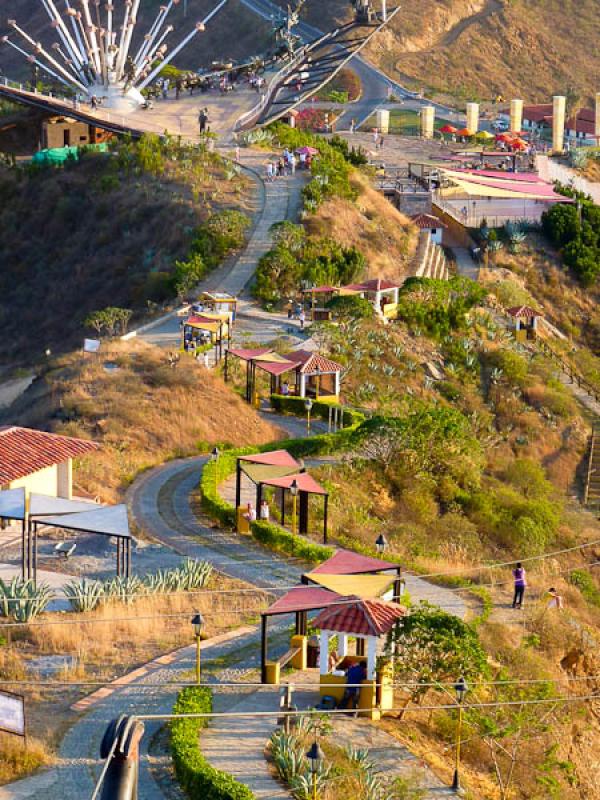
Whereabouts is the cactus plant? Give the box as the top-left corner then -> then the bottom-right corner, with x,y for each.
64,578 -> 104,612
0,577 -> 54,622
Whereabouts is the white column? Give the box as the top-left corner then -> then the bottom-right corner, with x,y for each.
319,631 -> 330,675
57,459 -> 72,499
595,93 -> 600,144
338,633 -> 348,657
376,108 -> 389,135
299,373 -> 306,398
421,106 -> 435,139
465,102 -> 479,134
553,95 -> 566,153
510,99 -> 523,133
334,371 -> 340,397
366,636 -> 377,679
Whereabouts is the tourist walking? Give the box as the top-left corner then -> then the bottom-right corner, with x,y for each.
512,562 -> 527,609
350,118 -> 356,134
198,108 -> 207,134
266,162 -> 274,182
299,308 -> 306,330
289,152 -> 296,174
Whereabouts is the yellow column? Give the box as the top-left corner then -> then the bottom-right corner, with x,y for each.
465,102 -> 479,134
376,108 -> 390,135
510,99 -> 523,133
421,106 -> 435,139
595,93 -> 600,144
552,95 -> 566,153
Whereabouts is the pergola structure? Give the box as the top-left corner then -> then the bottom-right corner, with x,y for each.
225,348 -> 342,402
235,450 -> 300,530
303,279 -> 402,322
35,503 -> 132,579
259,470 -> 329,542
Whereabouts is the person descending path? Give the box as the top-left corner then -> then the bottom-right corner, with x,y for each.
512,562 -> 527,609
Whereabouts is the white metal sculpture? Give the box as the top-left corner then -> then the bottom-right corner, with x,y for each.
1,0 -> 228,111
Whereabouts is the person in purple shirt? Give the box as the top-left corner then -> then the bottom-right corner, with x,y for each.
512,562 -> 526,609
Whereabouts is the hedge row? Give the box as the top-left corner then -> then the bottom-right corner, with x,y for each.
269,395 -> 364,428
199,413 -> 365,561
171,686 -> 255,800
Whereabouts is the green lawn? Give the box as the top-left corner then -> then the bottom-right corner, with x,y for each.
361,108 -> 454,135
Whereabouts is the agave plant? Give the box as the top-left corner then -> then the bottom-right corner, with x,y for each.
178,559 -> 213,590
64,578 -> 104,612
509,231 -> 527,254
103,575 -> 144,605
0,578 -> 54,622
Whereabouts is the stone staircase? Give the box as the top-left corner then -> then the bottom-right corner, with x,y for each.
412,230 -> 449,280
585,421 -> 600,508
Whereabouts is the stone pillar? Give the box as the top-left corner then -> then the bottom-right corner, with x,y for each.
421,105 -> 435,139
553,95 -> 566,152
465,102 -> 479,134
510,98 -> 523,133
595,93 -> 600,143
376,108 -> 389,135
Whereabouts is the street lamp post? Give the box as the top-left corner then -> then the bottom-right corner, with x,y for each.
211,446 -> 219,496
306,740 -> 324,800
304,398 -> 313,435
290,478 -> 299,535
375,533 -> 388,554
191,612 -> 204,685
452,676 -> 468,793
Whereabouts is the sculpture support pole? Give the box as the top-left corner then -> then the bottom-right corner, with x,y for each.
2,38 -> 73,88
9,22 -> 84,85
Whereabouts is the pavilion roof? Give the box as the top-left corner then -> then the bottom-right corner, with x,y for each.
306,572 -> 394,598
260,471 -> 328,496
313,597 -> 406,636
255,361 -> 296,377
227,348 -> 272,361
29,493 -> 101,516
36,504 -> 131,539
344,278 -> 402,292
264,586 -> 340,616
285,350 -> 343,374
239,450 -> 300,467
0,426 -> 99,484
0,488 -> 26,521
239,450 -> 300,484
310,549 -> 399,576
507,305 -> 541,319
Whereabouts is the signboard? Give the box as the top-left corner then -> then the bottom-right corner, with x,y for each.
0,690 -> 25,737
84,338 -> 101,354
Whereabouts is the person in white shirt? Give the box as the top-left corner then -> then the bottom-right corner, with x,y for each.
259,501 -> 270,521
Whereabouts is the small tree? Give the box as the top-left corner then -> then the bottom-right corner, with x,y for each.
84,307 -> 132,337
325,294 -> 374,325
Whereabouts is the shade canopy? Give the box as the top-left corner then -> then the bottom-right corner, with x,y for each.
239,450 -> 301,485
456,128 -> 473,136
439,124 -> 458,134
306,572 -> 394,598
310,549 -> 399,576
239,450 -> 300,468
0,488 -> 26,521
228,348 -> 272,361
36,504 -> 131,539
313,597 -> 406,636
476,130 -> 494,139
264,586 -> 340,616
29,493 -> 100,517
261,471 -> 328,496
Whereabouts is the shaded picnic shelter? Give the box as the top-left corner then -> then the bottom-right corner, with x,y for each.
0,487 -> 133,582
260,549 -> 403,689
235,451 -> 329,541
225,348 -> 342,402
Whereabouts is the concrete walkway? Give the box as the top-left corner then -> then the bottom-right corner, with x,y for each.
201,690 -> 291,799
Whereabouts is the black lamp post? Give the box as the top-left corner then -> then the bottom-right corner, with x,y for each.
304,397 -> 313,435
452,676 -> 468,792
306,740 -> 324,800
191,611 -> 204,685
375,533 -> 388,554
211,446 -> 219,495
290,478 -> 299,535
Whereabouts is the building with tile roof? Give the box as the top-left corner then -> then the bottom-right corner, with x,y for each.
0,426 -> 99,499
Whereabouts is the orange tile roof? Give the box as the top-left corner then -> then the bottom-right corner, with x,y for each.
313,597 -> 406,636
286,350 -> 342,374
0,426 -> 99,484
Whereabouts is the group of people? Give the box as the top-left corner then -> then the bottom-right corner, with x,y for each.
512,563 -> 564,611
265,148 -> 309,182
372,128 -> 385,150
242,500 -> 270,523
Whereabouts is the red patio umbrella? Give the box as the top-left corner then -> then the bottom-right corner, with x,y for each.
496,132 -> 514,142
439,124 -> 458,134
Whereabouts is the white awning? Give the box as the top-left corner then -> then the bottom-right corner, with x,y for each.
36,504 -> 130,539
0,488 -> 26,521
29,493 -> 101,517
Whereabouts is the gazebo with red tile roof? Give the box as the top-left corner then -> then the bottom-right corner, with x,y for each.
506,305 -> 542,341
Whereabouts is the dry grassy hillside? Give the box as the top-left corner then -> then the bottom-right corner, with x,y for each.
298,0 -> 600,105
6,340 -> 280,503
0,0 -> 272,80
304,172 -> 418,281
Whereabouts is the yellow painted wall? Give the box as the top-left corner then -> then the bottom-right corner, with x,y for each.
9,465 -> 58,497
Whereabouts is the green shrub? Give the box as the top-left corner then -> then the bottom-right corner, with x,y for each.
570,569 -> 600,606
251,520 -> 332,563
396,276 -> 486,338
270,396 -> 364,427
171,686 -> 255,800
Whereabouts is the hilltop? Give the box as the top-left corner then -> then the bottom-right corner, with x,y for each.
297,0 -> 600,105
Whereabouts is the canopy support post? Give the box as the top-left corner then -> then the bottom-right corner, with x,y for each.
21,518 -> 26,581
224,349 -> 229,382
323,494 -> 329,544
235,460 -> 242,531
261,614 -> 268,683
116,538 -> 121,577
33,522 -> 38,585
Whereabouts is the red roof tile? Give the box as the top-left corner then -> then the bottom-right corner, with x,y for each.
311,549 -> 399,575
507,305 -> 541,319
344,279 -> 402,292
261,471 -> 328,496
0,426 -> 99,484
410,213 -> 448,229
313,597 -> 406,636
286,350 -> 342,374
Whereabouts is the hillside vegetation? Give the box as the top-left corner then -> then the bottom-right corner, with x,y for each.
297,0 -> 600,105
0,135 -> 252,363
5,340 -> 280,503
